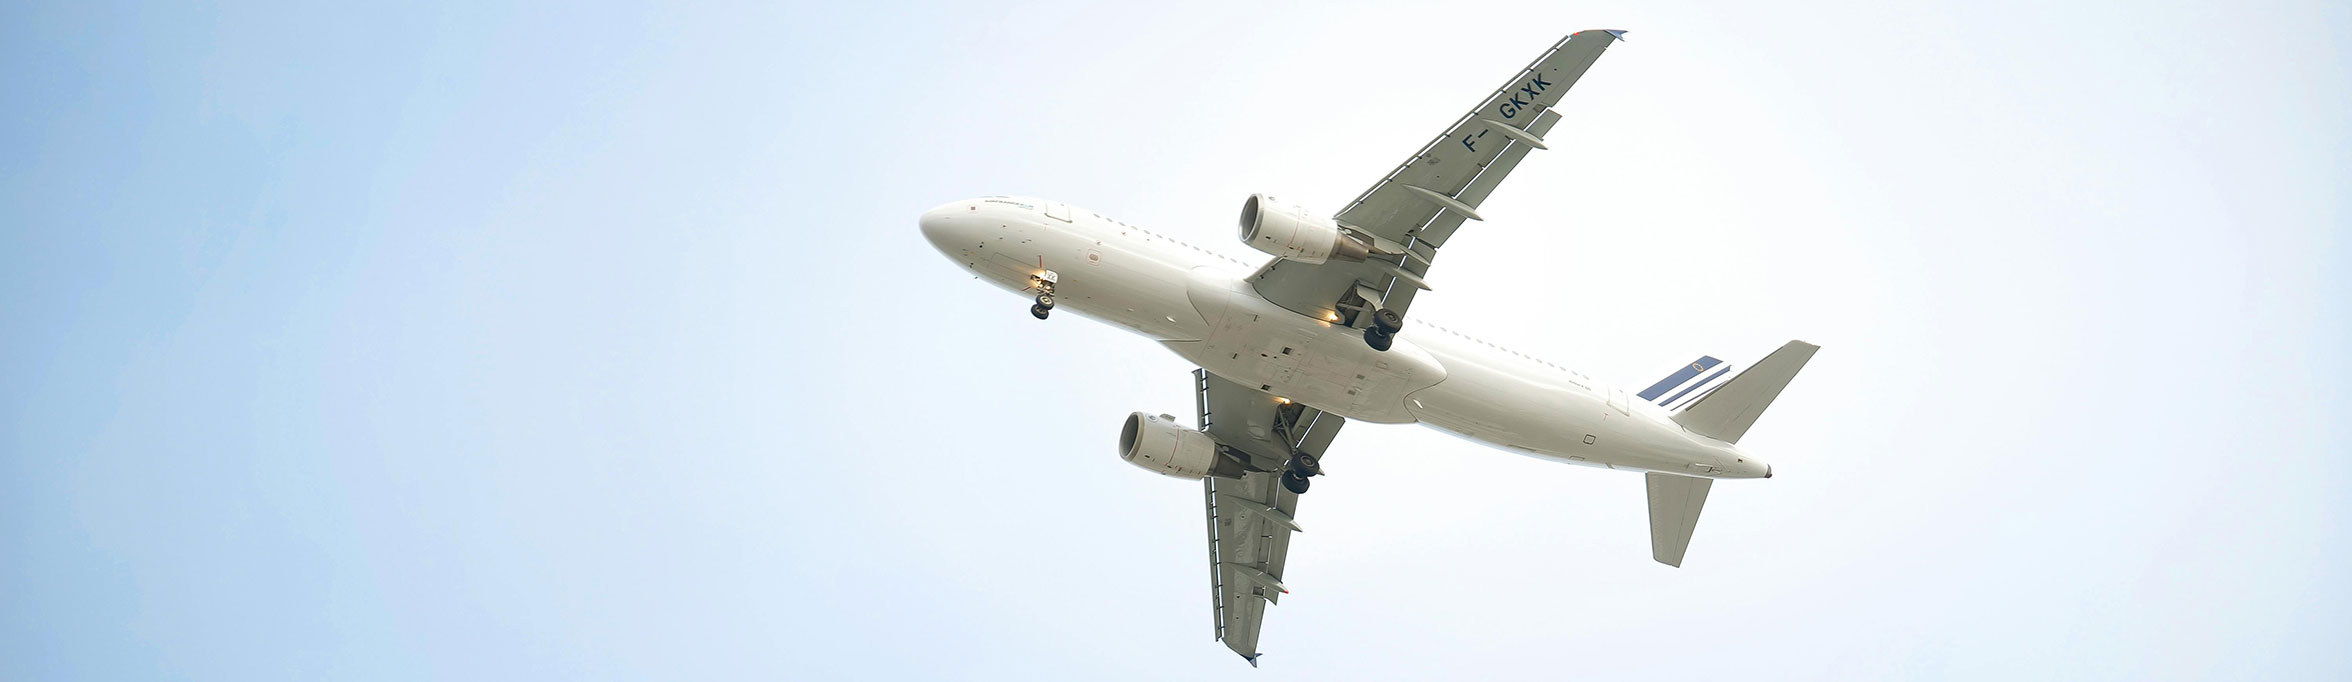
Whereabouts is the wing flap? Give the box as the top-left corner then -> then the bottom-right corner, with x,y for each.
1410,108 -> 1565,250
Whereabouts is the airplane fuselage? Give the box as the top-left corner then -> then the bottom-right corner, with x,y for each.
920,196 -> 1769,479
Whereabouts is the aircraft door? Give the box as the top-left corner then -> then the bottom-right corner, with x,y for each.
1043,200 -> 1073,222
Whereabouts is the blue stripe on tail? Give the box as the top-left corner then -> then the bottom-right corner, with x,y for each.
1660,366 -> 1732,407
1639,356 -> 1722,402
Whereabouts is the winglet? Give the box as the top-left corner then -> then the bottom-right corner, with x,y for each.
1244,654 -> 1261,668
1572,29 -> 1630,42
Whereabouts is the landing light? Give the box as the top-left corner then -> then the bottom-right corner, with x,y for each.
1275,397 -> 1291,405
1325,311 -> 1339,322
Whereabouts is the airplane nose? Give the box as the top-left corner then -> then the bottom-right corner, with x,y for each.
919,202 -> 966,253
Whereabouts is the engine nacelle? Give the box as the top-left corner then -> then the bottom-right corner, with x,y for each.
1237,194 -> 1371,265
1119,412 -> 1228,479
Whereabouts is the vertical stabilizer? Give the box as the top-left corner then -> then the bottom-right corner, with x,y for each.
1670,340 -> 1820,444
1639,355 -> 1726,406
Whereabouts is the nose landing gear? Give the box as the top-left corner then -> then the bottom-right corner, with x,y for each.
1029,270 -> 1059,321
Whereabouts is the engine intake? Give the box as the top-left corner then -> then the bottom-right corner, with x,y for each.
1118,412 -> 1241,479
1238,194 -> 1371,264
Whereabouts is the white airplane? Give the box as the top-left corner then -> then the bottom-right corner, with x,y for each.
918,30 -> 1818,666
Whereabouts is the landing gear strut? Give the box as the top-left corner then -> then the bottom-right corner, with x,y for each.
1362,307 -> 1404,351
1029,271 -> 1059,321
1271,401 -> 1325,495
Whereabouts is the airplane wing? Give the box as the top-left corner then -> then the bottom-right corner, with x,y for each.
1192,369 -> 1345,666
1247,30 -> 1626,323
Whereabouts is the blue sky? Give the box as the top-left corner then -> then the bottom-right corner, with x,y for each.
4,1 -> 2347,679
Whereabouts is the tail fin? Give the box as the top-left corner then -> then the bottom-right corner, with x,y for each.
1638,355 -> 1725,404
1670,340 -> 1820,444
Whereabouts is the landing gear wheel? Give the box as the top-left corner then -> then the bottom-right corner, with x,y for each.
1280,470 -> 1311,494
1287,452 -> 1322,478
1035,293 -> 1055,309
1030,303 -> 1051,320
1363,326 -> 1394,352
1371,308 -> 1404,334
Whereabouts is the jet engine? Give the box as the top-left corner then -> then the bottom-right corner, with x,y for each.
1237,194 -> 1372,264
1118,412 -> 1242,479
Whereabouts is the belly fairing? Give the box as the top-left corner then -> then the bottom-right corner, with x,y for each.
1163,268 -> 1443,424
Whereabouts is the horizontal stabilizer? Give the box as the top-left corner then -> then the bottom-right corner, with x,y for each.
1646,472 -> 1713,567
1671,341 -> 1819,444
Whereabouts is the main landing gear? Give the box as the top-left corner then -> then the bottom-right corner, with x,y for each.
1028,271 -> 1059,320
1362,307 -> 1404,351
1279,451 -> 1322,494
1273,397 -> 1325,495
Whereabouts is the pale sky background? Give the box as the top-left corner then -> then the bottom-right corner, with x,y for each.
4,1 -> 2347,679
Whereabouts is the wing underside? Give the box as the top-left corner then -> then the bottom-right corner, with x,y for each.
1249,30 -> 1625,324
1195,369 -> 1344,665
